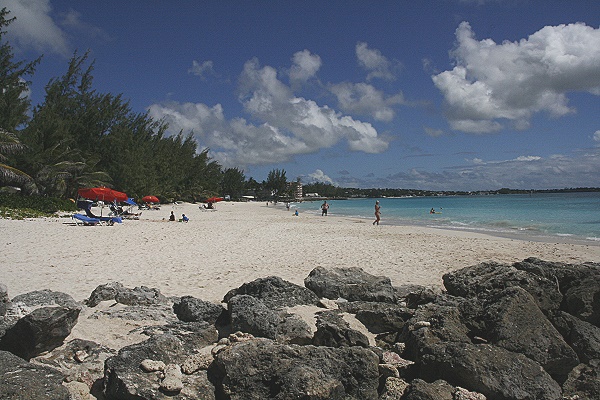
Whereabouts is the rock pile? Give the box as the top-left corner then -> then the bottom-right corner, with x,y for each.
0,257 -> 599,399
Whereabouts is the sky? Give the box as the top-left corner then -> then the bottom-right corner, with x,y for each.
2,0 -> 600,191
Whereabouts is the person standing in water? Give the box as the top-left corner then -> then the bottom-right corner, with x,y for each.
373,200 -> 381,225
321,201 -> 329,216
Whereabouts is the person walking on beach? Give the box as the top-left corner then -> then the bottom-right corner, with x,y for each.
321,201 -> 329,216
373,200 -> 381,225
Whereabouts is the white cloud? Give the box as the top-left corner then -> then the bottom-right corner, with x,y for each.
149,57 -> 389,168
594,130 -> 600,144
60,9 -> 107,42
307,169 -> 335,185
433,22 -> 600,133
289,50 -> 321,84
328,82 -> 405,121
188,60 -> 215,80
424,126 -> 445,137
356,42 -> 399,81
0,0 -> 71,56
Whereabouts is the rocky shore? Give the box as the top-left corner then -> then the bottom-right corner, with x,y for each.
1,257 -> 599,399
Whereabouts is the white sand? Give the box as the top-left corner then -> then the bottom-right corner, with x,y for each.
2,201 -> 599,303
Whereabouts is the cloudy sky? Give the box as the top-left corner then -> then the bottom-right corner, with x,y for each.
2,0 -> 600,190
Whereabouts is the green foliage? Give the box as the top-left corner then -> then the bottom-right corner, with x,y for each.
12,50 -> 222,202
0,9 -> 39,190
302,182 -> 347,198
0,8 -> 40,131
0,193 -> 76,218
265,168 -> 288,202
221,167 -> 246,199
18,52 -> 120,197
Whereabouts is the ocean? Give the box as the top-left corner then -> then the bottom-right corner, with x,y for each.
293,192 -> 600,244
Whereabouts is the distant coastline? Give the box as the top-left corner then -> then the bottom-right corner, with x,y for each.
299,184 -> 600,201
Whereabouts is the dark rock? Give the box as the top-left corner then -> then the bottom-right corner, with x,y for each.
276,313 -> 314,345
550,310 -> 600,363
173,296 -> 225,324
482,286 -> 579,383
563,275 -> 600,327
513,257 -> 600,294
210,338 -> 379,399
1,290 -> 81,340
0,306 -> 80,360
312,310 -> 370,348
30,338 -> 116,392
394,284 -> 432,300
403,379 -> 454,400
114,285 -> 167,306
226,294 -> 314,344
338,301 -> 413,334
84,283 -> 170,308
223,276 -> 320,309
10,289 -> 81,310
228,295 -> 279,339
304,266 -> 396,303
420,342 -> 562,400
0,350 -> 70,399
90,303 -> 178,323
103,333 -> 215,399
404,287 -> 441,309
402,303 -> 471,362
443,261 -> 563,314
562,360 -> 600,400
0,283 -> 9,316
139,321 -> 219,350
84,282 -> 125,307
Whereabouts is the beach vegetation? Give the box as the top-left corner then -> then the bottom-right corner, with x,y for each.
0,128 -> 35,189
265,168 -> 288,202
0,9 -> 40,132
0,9 -> 39,191
221,167 -> 246,200
0,192 -> 76,219
9,47 -> 222,202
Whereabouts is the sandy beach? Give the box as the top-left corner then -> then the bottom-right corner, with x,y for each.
1,201 -> 599,304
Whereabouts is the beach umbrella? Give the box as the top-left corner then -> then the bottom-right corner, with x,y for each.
78,187 -> 128,203
206,196 -> 223,203
142,195 -> 159,203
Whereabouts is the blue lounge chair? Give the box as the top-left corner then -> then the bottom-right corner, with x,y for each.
72,214 -> 100,226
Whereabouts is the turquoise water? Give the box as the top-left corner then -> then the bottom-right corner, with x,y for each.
294,192 -> 600,243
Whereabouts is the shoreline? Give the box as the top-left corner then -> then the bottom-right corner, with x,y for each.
1,201 -> 599,303
293,199 -> 600,247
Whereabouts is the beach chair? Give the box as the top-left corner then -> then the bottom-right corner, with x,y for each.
109,199 -> 141,219
78,199 -> 123,224
72,214 -> 100,226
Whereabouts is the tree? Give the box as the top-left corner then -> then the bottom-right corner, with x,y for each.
221,167 -> 245,199
0,9 -> 39,191
18,52 -> 123,196
0,128 -> 33,187
7,36 -> 224,201
265,168 -> 287,202
0,8 -> 40,131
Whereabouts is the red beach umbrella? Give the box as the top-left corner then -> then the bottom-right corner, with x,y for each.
206,197 -> 223,203
142,195 -> 159,203
78,187 -> 128,203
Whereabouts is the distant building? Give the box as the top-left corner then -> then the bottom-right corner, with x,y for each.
287,179 -> 303,200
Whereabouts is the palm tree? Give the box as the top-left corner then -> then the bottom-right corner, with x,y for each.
0,128 -> 33,187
